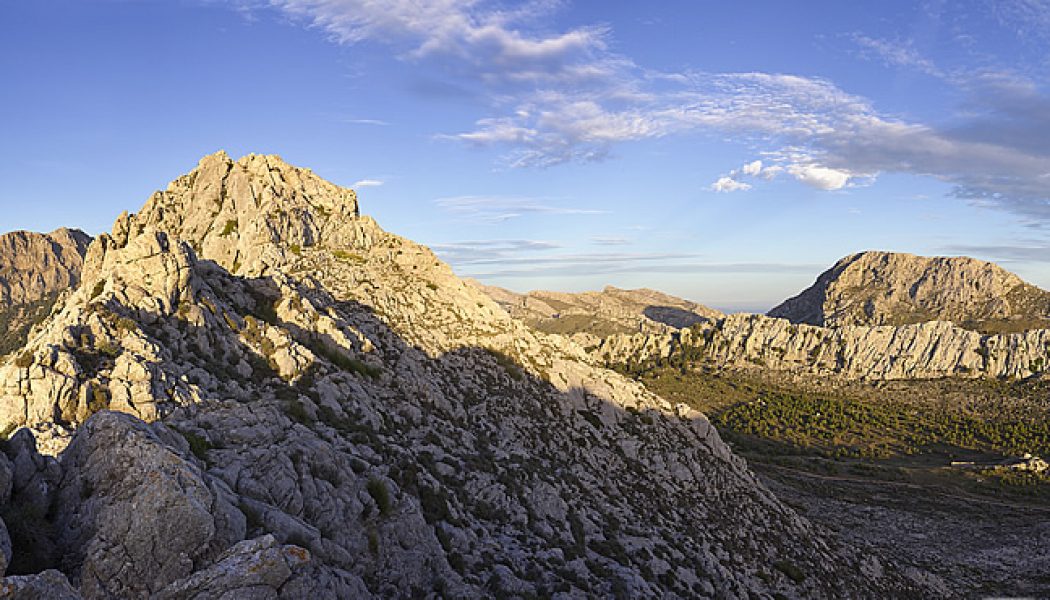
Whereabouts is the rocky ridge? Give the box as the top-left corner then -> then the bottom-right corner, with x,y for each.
595,314 -> 1050,381
768,251 -> 1050,332
473,283 -> 722,347
0,152 -> 934,598
0,229 -> 91,357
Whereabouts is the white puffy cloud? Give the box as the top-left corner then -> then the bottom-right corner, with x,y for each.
740,160 -> 763,176
785,164 -> 853,191
711,177 -> 752,193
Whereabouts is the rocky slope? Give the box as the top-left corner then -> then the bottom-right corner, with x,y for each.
0,229 -> 91,357
768,251 -> 1050,332
0,152 -> 935,598
475,283 -> 722,346
596,313 -> 1050,381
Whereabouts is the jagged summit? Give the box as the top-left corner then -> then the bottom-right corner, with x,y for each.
111,151 -> 362,276
768,250 -> 1050,332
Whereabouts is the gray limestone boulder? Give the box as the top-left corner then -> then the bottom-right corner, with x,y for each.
0,569 -> 80,599
51,411 -> 245,597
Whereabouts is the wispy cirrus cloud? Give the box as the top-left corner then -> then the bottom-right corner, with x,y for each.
254,0 -> 1050,224
850,33 -> 945,78
430,239 -> 561,264
429,235 -> 823,279
939,242 -> 1050,263
590,236 -> 631,246
434,195 -> 605,222
352,179 -> 384,188
343,118 -> 389,126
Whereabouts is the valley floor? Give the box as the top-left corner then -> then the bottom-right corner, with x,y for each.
759,462 -> 1050,597
628,365 -> 1050,597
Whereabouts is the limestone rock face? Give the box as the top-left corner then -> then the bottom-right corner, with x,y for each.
0,153 -> 936,598
0,569 -> 81,599
0,228 -> 91,357
51,411 -> 248,598
768,251 -> 1050,332
0,229 -> 90,310
596,313 -> 1050,381
116,150 -> 359,276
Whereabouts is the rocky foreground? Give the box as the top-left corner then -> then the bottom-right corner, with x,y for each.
0,152 -> 937,598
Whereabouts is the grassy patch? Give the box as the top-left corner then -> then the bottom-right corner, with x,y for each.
332,249 -> 366,264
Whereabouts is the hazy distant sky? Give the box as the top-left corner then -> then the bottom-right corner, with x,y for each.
3,1 -> 1049,311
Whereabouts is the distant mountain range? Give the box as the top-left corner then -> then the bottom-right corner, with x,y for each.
769,250 -> 1050,333
0,153 -> 939,598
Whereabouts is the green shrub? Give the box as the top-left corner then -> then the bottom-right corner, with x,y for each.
220,219 -> 238,237
116,317 -> 138,334
97,342 -> 121,358
284,400 -> 310,425
14,352 -> 34,369
176,428 -> 213,461
332,249 -> 365,264
367,477 -> 392,516
774,560 -> 806,584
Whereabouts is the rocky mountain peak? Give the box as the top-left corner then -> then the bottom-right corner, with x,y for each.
0,228 -> 93,356
111,151 -> 361,276
768,250 -> 1050,332
0,228 -> 91,308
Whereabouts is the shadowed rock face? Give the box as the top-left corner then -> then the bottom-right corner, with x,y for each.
768,251 -> 1050,332
0,153 -> 938,598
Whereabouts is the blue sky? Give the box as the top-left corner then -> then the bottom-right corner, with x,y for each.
2,1 -> 1049,311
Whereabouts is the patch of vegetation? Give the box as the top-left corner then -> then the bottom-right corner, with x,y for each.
773,560 -> 806,584
312,342 -> 381,378
527,314 -> 634,338
289,244 -> 302,255
484,348 -> 523,381
175,428 -> 213,461
332,249 -> 366,264
367,477 -> 392,516
284,399 -> 310,425
0,292 -> 60,357
115,316 -> 138,335
220,219 -> 238,237
248,292 -> 279,326
14,351 -> 34,368
632,365 -> 1050,504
